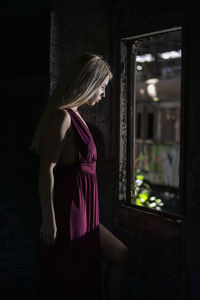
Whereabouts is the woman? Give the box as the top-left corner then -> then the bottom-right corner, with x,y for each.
31,53 -> 129,300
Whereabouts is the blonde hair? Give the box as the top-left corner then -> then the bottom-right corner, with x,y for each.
30,53 -> 112,154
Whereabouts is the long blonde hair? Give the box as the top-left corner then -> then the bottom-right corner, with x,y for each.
30,53 -> 113,154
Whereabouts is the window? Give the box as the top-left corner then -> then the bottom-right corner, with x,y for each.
119,28 -> 182,214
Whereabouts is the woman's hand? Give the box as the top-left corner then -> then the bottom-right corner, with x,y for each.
40,218 -> 57,245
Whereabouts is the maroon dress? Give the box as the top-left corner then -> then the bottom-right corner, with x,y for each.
36,108 -> 102,300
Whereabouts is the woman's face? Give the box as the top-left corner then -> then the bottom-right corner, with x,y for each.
86,76 -> 109,106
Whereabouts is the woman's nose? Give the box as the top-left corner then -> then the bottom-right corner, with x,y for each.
101,91 -> 106,98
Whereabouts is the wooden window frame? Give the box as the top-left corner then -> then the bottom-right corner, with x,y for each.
117,26 -> 185,223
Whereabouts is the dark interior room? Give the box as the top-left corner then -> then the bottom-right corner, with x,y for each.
1,0 -> 200,299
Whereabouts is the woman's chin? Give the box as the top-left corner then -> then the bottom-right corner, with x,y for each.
86,100 -> 97,106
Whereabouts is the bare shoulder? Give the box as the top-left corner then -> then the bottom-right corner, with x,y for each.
51,108 -> 71,127
42,108 -> 72,141
48,108 -> 71,130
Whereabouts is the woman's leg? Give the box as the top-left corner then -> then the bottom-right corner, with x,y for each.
99,223 -> 129,300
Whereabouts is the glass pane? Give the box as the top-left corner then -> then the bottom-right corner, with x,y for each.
133,30 -> 181,214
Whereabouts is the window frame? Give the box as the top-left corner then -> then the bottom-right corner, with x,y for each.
118,26 -> 185,219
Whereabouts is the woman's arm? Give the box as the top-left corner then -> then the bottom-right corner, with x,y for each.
39,108 -> 71,244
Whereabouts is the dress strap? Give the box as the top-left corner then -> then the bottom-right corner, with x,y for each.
65,108 -> 92,143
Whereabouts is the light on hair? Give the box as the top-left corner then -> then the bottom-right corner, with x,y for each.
30,53 -> 112,154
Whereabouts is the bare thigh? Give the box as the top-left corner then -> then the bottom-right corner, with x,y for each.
99,223 -> 129,265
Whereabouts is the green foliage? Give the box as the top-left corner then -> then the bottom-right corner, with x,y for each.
132,154 -> 164,210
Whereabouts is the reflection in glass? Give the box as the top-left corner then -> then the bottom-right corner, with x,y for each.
132,30 -> 181,214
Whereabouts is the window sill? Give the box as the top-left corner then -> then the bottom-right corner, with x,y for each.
116,202 -> 183,242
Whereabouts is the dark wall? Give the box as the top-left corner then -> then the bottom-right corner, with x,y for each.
0,1 -> 50,299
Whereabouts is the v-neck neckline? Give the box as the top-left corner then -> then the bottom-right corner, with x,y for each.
67,108 -> 90,131
65,107 -> 96,151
